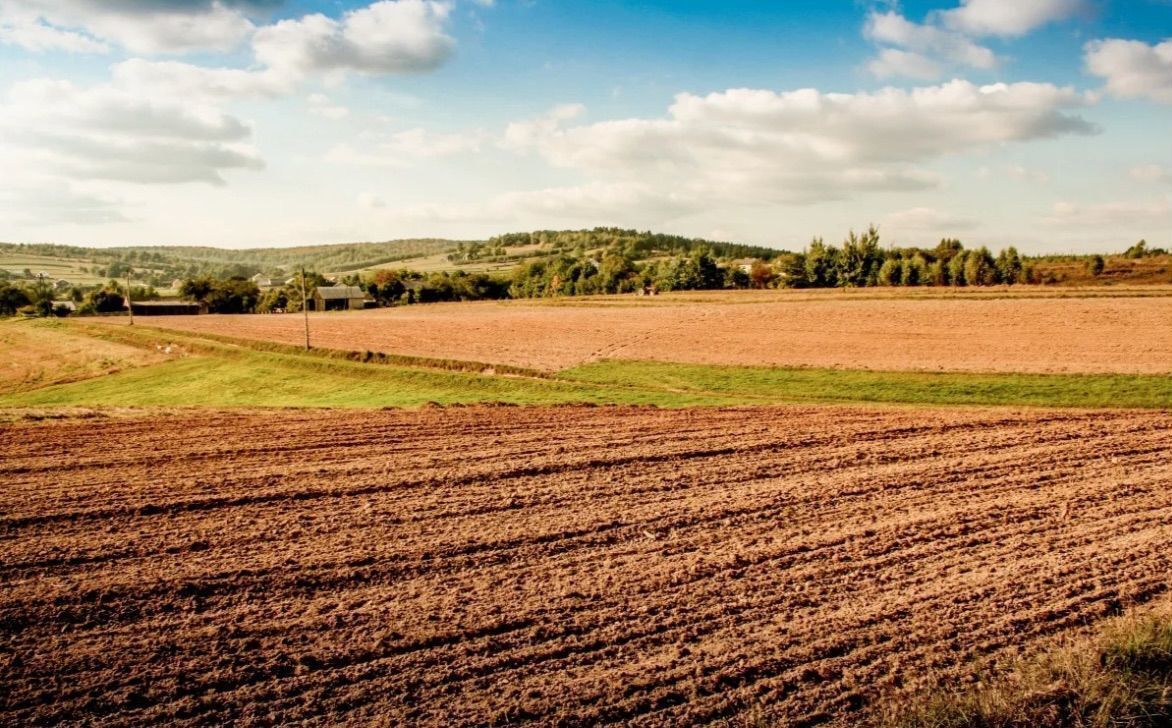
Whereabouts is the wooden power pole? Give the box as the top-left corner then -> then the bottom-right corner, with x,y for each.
125,271 -> 134,326
300,266 -> 310,350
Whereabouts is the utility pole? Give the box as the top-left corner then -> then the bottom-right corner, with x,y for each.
125,271 -> 134,326
300,266 -> 310,350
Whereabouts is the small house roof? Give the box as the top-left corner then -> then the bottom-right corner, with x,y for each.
315,285 -> 366,300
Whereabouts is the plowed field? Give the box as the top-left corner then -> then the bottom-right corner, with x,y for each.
114,291 -> 1172,373
3,405 -> 1171,726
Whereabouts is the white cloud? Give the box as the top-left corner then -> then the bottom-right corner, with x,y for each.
939,0 -> 1086,38
1085,38 -> 1172,104
867,49 -> 944,81
0,10 -> 109,53
111,59 -> 293,100
1044,198 -> 1172,227
0,0 -> 257,54
863,1 -> 1083,80
253,0 -> 454,76
882,206 -> 977,231
105,1 -> 460,103
503,81 -> 1096,209
0,79 -> 263,185
865,11 -> 997,79
308,93 -> 350,120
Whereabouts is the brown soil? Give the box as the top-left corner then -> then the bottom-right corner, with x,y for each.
2,405 -> 1171,726
111,289 -> 1172,373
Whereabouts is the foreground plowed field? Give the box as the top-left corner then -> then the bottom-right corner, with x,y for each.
3,405 -> 1171,726
115,290 -> 1172,373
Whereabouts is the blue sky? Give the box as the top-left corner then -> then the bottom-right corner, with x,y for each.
0,0 -> 1170,252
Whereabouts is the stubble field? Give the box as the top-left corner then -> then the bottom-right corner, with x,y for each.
3,404 -> 1171,727
114,289 -> 1172,374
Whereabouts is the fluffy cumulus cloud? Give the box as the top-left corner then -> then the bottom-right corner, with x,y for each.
253,0 -> 454,76
0,0 -> 260,54
865,11 -> 997,78
502,81 -> 1097,211
864,0 -> 1084,80
938,0 -> 1085,37
95,1 -> 458,102
1084,38 -> 1172,104
110,58 -> 293,100
0,79 -> 263,184
0,0 -> 465,220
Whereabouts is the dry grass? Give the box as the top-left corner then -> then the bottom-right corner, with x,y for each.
0,319 -> 165,395
880,603 -> 1172,728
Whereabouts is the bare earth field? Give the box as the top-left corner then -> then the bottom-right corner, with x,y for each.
116,289 -> 1172,374
3,405 -> 1171,727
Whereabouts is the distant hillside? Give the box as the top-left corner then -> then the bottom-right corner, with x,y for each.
0,239 -> 461,275
1,228 -> 783,285
486,228 -> 784,261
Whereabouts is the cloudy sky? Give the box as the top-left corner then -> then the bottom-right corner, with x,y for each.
1,0 -> 1169,252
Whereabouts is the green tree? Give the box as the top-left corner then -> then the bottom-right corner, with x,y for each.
877,258 -> 902,286
86,287 -> 125,313
948,253 -> 968,286
0,283 -> 31,315
804,238 -> 839,287
180,276 -> 260,313
596,254 -> 637,293
926,260 -> 948,286
837,226 -> 882,287
964,247 -> 998,286
902,254 -> 927,287
776,253 -> 809,288
995,247 -> 1024,284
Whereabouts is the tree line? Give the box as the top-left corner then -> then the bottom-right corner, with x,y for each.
3,230 -> 1165,317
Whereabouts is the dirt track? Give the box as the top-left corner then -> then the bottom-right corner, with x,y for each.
2,405 -> 1172,726
115,291 -> 1172,373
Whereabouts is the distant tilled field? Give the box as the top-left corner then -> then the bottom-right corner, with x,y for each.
3,405 -> 1171,726
117,290 -> 1172,373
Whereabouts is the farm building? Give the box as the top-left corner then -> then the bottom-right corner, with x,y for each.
130,301 -> 204,316
312,286 -> 367,311
250,273 -> 281,288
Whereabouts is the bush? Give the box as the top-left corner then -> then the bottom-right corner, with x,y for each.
86,288 -> 125,314
877,258 -> 902,286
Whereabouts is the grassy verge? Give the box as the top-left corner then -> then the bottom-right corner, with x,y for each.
0,327 -> 737,408
881,604 -> 1172,728
3,320 -> 1170,409
81,321 -> 553,379
561,360 -> 1172,409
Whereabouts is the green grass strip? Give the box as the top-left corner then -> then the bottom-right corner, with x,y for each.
560,360 -> 1172,409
